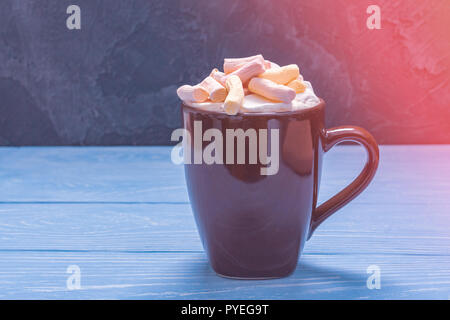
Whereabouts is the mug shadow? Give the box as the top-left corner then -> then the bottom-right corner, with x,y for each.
294,259 -> 364,284
192,260 -> 363,283
131,254 -> 366,299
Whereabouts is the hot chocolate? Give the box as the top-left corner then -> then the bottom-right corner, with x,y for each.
177,55 -> 379,279
177,54 -> 321,115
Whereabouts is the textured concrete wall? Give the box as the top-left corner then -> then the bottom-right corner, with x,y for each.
0,0 -> 449,145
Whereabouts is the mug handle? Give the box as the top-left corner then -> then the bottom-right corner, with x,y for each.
308,126 -> 379,239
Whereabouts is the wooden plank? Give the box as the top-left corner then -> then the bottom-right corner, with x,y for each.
0,251 -> 449,299
0,146 -> 449,204
0,202 -> 449,255
0,145 -> 449,299
0,147 -> 187,203
0,199 -> 449,299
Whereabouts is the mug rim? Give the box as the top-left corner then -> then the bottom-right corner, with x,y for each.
181,98 -> 325,118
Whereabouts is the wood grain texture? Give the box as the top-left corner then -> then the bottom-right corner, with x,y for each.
1,252 -> 449,300
0,145 -> 449,203
0,146 -> 449,299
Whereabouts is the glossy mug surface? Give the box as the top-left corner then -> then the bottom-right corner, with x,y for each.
182,100 -> 379,279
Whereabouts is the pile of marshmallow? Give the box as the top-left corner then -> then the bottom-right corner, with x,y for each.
176,54 -> 306,115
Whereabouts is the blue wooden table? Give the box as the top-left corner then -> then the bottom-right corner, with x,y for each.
0,145 -> 449,299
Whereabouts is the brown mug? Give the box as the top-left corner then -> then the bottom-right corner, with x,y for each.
182,99 -> 379,279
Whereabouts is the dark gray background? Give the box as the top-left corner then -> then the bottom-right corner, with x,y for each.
0,0 -> 449,145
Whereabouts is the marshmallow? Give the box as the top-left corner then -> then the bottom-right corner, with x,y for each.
224,75 -> 244,115
186,81 -> 321,113
200,76 -> 227,102
210,68 -> 227,86
287,78 -> 306,93
265,60 -> 280,69
227,59 -> 265,85
177,84 -> 209,103
248,77 -> 296,103
258,64 -> 299,85
224,54 -> 265,74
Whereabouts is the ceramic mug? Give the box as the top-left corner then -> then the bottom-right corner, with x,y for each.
182,99 -> 379,279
